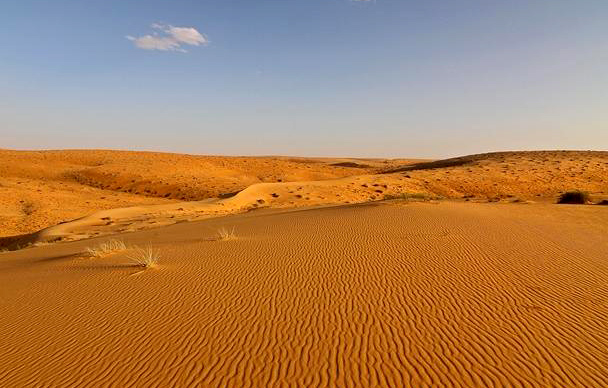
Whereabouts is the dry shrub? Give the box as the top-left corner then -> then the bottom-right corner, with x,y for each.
22,201 -> 36,215
557,191 -> 590,204
383,193 -> 431,201
217,227 -> 237,241
86,239 -> 127,257
127,246 -> 160,268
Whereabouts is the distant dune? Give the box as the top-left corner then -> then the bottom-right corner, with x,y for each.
0,149 -> 421,241
1,149 -> 607,387
1,201 -> 606,387
1,149 -> 607,249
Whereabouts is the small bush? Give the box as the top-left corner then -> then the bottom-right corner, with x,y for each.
509,197 -> 524,203
22,201 -> 36,216
217,227 -> 237,241
597,199 -> 608,206
127,246 -> 160,268
383,193 -> 430,201
86,239 -> 127,257
557,191 -> 590,204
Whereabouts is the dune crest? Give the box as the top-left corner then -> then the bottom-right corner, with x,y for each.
0,149 -> 421,240
2,150 -> 607,249
5,151 -> 608,248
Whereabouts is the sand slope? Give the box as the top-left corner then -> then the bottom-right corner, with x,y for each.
5,150 -> 604,250
1,202 -> 607,387
0,149 -> 416,239
383,150 -> 608,200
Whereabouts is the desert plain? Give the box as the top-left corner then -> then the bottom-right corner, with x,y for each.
1,149 -> 607,387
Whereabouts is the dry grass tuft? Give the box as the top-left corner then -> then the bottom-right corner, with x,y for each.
86,239 -> 127,257
217,227 -> 237,241
127,246 -> 160,268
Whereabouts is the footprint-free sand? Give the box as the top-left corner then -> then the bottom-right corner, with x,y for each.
1,201 -> 606,387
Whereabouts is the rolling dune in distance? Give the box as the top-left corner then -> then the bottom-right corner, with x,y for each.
0,149 -> 419,240
1,202 -> 607,387
1,149 -> 607,387
1,149 -> 606,249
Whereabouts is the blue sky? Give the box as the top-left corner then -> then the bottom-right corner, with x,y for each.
1,0 -> 607,157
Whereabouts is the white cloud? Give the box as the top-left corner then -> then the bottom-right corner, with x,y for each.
127,23 -> 208,52
168,26 -> 207,46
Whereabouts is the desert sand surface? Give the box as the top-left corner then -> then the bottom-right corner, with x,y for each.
1,201 -> 607,387
0,149 -> 418,242
2,149 -> 606,250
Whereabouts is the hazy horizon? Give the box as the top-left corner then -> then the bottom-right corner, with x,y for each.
3,146 -> 608,161
2,0 -> 607,158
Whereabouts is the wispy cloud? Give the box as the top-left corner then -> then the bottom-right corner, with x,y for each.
127,23 -> 208,52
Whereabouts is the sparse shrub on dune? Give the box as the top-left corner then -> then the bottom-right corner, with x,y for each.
383,193 -> 431,201
557,191 -> 590,204
217,227 -> 237,241
86,239 -> 127,257
508,197 -> 523,203
86,240 -> 159,268
127,246 -> 160,268
597,199 -> 608,206
21,201 -> 36,216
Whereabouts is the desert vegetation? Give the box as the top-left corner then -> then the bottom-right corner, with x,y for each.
216,227 -> 237,241
86,239 -> 127,257
86,240 -> 159,268
557,191 -> 590,204
127,245 -> 160,268
21,200 -> 36,216
383,192 -> 432,201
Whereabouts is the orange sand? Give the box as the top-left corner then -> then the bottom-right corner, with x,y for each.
1,202 -> 607,387
2,150 -> 606,249
0,149 -> 418,239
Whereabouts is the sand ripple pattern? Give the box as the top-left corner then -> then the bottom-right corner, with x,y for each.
1,203 -> 607,387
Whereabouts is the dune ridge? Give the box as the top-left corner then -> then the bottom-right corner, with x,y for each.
0,149 -> 420,240
2,150 -> 606,250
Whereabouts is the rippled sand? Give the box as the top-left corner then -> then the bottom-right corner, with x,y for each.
1,202 -> 606,387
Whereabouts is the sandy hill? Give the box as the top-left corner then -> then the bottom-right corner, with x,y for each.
0,149 -> 419,239
1,201 -> 607,387
1,149 -> 607,387
382,150 -> 608,200
1,149 -> 607,249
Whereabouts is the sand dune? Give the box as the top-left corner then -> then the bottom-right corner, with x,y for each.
1,202 -> 606,387
0,149 -> 420,240
1,149 -> 607,386
6,149 -> 605,248
382,150 -> 608,201
3,150 -> 606,249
